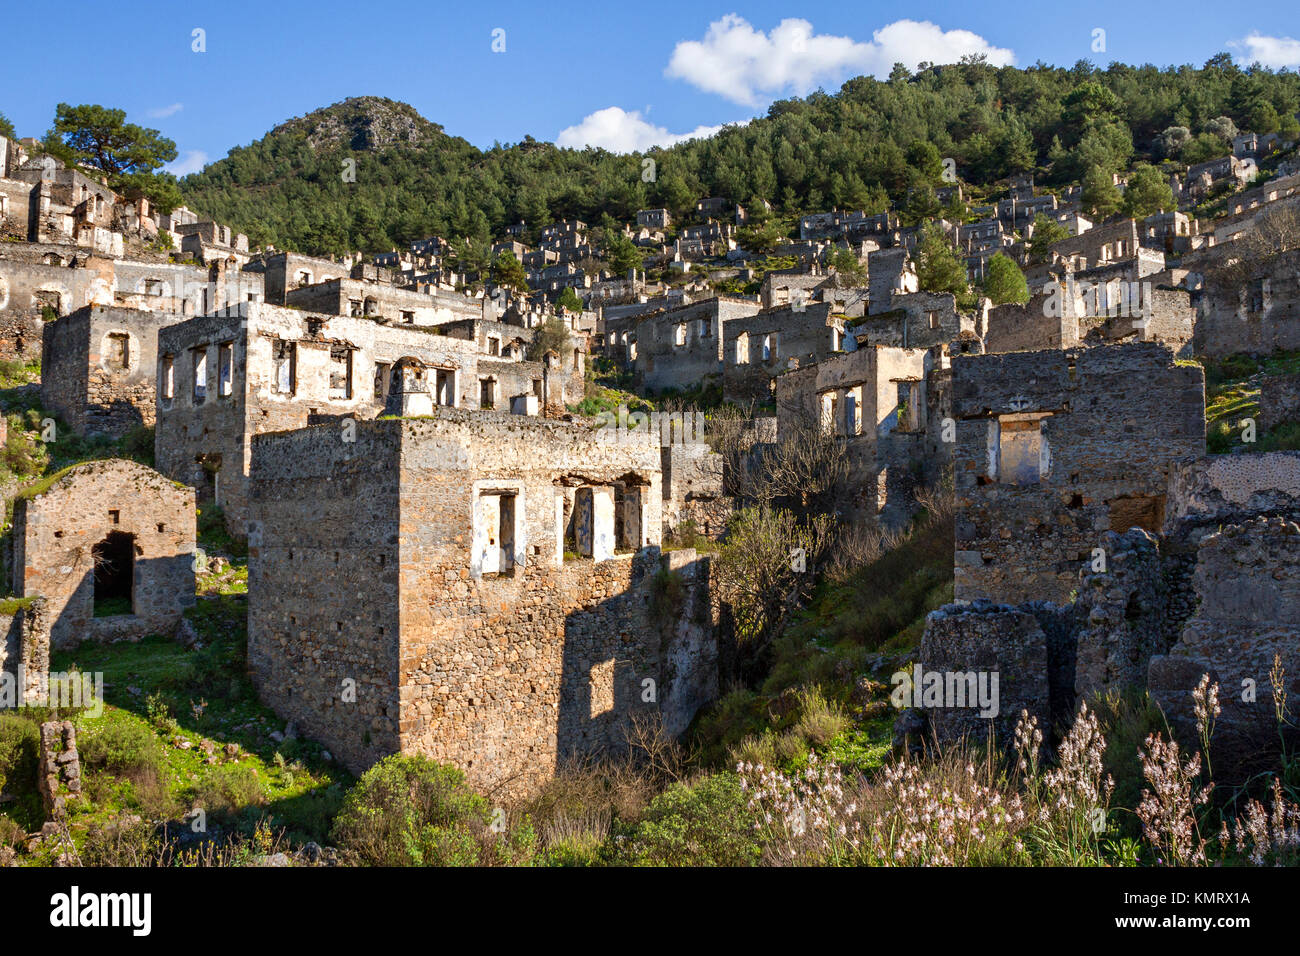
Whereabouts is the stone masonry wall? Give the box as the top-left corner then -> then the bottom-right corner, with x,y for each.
248,414 -> 714,794
1148,516 -> 1300,751
42,305 -> 183,437
11,459 -> 195,650
1262,373 -> 1300,433
952,343 -> 1205,605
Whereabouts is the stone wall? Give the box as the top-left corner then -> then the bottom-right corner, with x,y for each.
156,302 -> 503,532
1148,516 -> 1300,751
916,601 -> 1058,745
41,305 -> 184,437
662,442 -> 731,538
1196,249 -> 1300,358
952,343 -> 1205,605
853,292 -> 977,351
0,597 -> 49,707
722,302 -> 844,405
1166,451 -> 1300,526
1072,529 -> 1171,700
247,413 -> 716,793
1262,373 -> 1300,433
285,276 -> 485,328
10,459 -> 195,650
634,297 -> 759,395
984,292 -> 1078,354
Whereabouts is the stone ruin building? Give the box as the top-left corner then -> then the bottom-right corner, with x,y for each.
912,341 -> 1300,765
246,411 -> 717,793
950,342 -> 1205,606
722,302 -> 847,404
775,343 -> 951,527
2,460 -> 195,691
154,301 -> 584,533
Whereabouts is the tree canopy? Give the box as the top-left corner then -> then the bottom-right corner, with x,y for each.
983,253 -> 1031,305
43,103 -> 182,212
155,58 -> 1300,255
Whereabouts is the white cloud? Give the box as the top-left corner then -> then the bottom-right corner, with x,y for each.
665,15 -> 1015,106
1230,32 -> 1300,68
555,107 -> 736,152
146,103 -> 183,119
165,150 -> 209,176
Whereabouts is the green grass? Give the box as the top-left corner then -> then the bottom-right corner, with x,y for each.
5,594 -> 356,860
1199,349 -> 1300,453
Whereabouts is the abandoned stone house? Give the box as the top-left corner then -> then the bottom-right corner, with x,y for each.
1045,218 -> 1165,282
7,458 -> 195,651
26,255 -> 266,431
153,301 -> 578,533
1182,154 -> 1258,204
981,282 -> 1195,357
0,246 -> 263,318
950,342 -> 1205,607
629,297 -> 761,394
245,250 -> 351,305
284,273 -> 487,327
661,439 -> 731,539
852,291 -> 980,352
865,248 -> 918,314
41,305 -> 187,437
774,344 -> 951,526
1196,248 -> 1300,358
722,302 -> 848,405
917,450 -> 1300,756
245,412 -> 717,793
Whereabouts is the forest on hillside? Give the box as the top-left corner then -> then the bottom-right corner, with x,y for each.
178,55 -> 1300,256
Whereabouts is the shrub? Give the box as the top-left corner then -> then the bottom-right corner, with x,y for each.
0,813 -> 24,848
618,773 -> 762,866
331,754 -> 491,866
0,715 -> 39,795
192,763 -> 266,814
78,717 -> 167,779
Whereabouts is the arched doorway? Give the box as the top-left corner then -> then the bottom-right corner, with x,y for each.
92,531 -> 135,617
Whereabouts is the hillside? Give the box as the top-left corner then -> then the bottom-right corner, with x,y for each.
179,59 -> 1300,256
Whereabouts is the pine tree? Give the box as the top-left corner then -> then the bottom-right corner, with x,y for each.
915,223 -> 969,298
983,253 -> 1031,305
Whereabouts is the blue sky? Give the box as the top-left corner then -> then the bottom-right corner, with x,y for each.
1,0 -> 1298,174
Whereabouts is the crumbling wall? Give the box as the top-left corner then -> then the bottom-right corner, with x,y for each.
0,597 -> 49,707
636,298 -> 757,395
661,442 -> 731,538
952,343 -> 1205,605
984,292 -> 1078,354
722,302 -> 843,405
1073,529 -> 1172,700
1196,249 -> 1300,358
916,601 -> 1052,745
1148,516 -> 1300,750
1166,451 -> 1300,525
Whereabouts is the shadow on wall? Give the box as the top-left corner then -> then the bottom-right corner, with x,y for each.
554,549 -> 716,773
82,400 -> 147,440
43,546 -> 196,651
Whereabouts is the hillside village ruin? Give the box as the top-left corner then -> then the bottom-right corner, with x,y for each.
1,116 -> 1299,793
